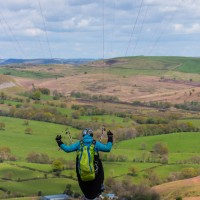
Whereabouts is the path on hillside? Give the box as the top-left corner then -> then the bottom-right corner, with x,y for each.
0,82 -> 16,89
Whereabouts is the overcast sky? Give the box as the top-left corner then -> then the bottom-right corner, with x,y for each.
0,0 -> 200,59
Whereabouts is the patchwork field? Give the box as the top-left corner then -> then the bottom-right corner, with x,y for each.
0,56 -> 200,199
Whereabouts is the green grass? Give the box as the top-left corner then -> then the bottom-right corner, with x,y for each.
79,114 -> 132,125
0,163 -> 47,180
113,132 -> 200,165
101,56 -> 200,76
1,115 -> 200,163
31,103 -> 72,116
0,116 -> 79,160
153,164 -> 200,180
0,68 -> 63,79
178,119 -> 200,128
176,58 -> 200,74
8,162 -> 52,172
1,100 -> 24,107
1,115 -> 200,198
117,132 -> 200,154
0,178 -> 79,196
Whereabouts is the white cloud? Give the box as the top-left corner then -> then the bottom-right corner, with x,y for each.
174,23 -> 200,34
23,28 -> 44,36
0,0 -> 200,58
77,19 -> 91,28
159,6 -> 177,12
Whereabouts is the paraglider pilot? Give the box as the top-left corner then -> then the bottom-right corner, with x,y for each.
55,128 -> 113,199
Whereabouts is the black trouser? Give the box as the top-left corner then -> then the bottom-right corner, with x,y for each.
76,157 -> 104,199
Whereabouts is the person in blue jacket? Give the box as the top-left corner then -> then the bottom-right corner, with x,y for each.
55,128 -> 113,200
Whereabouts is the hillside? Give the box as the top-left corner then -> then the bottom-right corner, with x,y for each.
3,56 -> 199,104
1,56 -> 200,199
153,176 -> 200,200
0,58 -> 96,65
0,74 -> 17,90
90,56 -> 200,74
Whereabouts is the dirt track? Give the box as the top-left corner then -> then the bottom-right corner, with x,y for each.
0,82 -> 16,89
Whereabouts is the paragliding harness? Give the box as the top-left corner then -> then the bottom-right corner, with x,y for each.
77,139 -> 100,182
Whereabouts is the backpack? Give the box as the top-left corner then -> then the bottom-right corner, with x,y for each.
77,140 -> 97,182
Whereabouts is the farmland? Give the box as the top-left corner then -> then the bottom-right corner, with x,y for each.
1,115 -> 200,199
0,56 -> 200,199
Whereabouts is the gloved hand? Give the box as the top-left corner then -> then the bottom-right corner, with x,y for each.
107,130 -> 113,143
55,135 -> 63,147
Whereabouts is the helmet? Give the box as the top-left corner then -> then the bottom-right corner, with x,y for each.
82,128 -> 93,137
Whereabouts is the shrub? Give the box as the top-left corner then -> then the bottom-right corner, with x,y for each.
153,142 -> 168,155
52,159 -> 63,172
0,122 -> 5,130
24,127 -> 33,134
26,152 -> 50,164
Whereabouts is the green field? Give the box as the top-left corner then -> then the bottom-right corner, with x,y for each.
117,132 -> 200,154
1,56 -> 200,80
97,56 -> 200,76
0,68 -> 63,79
1,114 -> 200,198
1,56 -> 200,199
0,116 -> 79,160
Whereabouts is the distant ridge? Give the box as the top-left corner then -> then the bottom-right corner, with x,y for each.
0,58 -> 96,65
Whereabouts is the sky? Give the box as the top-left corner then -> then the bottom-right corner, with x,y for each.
0,0 -> 200,59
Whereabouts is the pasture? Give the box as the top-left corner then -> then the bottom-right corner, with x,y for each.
1,56 -> 200,199
1,115 -> 200,198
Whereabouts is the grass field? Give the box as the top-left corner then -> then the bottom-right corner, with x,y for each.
117,132 -> 200,152
1,115 -> 200,198
91,56 -> 200,76
0,68 -> 63,79
1,56 -> 200,199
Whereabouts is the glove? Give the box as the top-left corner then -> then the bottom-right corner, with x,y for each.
107,130 -> 113,143
55,135 -> 63,147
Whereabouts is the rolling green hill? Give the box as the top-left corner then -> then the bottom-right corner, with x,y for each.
103,56 -> 200,73
1,115 -> 200,199
1,56 -> 200,199
1,56 -> 200,79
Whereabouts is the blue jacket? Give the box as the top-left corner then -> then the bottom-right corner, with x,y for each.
60,134 -> 112,153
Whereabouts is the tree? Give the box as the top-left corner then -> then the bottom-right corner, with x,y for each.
26,152 -> 49,164
181,167 -> 198,178
37,191 -> 42,196
26,152 -> 40,163
24,127 -> 33,134
0,92 -> 6,100
64,184 -> 73,196
128,166 -> 138,176
39,87 -> 50,95
31,90 -> 41,100
146,169 -> 160,186
71,111 -> 80,119
52,159 -> 63,172
153,142 -> 168,155
40,153 -> 50,164
23,120 -> 29,126
0,146 -> 11,161
0,122 -> 5,130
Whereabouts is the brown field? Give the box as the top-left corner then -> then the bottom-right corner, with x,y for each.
13,73 -> 200,104
153,176 -> 200,200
